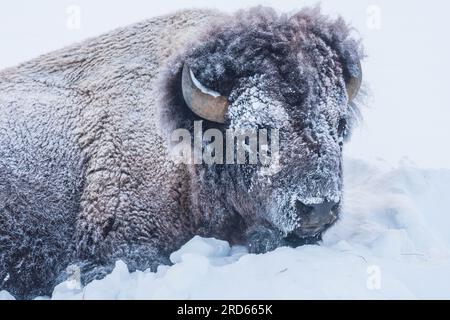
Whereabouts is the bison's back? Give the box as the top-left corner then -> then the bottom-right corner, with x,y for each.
0,9 -> 217,298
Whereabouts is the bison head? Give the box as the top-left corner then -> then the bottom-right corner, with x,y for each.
161,7 -> 363,251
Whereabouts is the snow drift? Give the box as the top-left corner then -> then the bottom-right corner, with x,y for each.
2,157 -> 450,299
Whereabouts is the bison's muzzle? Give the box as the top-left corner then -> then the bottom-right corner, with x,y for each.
293,200 -> 340,237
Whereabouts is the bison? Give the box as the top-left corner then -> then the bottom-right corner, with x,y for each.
0,7 -> 362,299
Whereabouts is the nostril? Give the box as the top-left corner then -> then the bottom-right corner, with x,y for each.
312,201 -> 339,217
295,200 -> 340,221
293,200 -> 340,236
295,201 -> 314,216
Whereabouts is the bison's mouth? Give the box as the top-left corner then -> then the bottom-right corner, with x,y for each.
283,232 -> 323,247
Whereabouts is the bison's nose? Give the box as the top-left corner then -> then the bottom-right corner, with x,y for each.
295,200 -> 339,230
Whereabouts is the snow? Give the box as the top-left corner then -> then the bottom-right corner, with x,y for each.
169,236 -> 234,265
0,291 -> 15,300
3,156 -> 449,300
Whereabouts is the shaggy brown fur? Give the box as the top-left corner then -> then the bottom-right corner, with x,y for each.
0,7 -> 362,298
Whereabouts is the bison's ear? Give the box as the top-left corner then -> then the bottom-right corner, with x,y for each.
345,60 -> 362,102
329,33 -> 363,103
291,9 -> 363,102
181,63 -> 229,124
323,27 -> 363,102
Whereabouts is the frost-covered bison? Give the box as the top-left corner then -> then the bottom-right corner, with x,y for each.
0,7 -> 362,298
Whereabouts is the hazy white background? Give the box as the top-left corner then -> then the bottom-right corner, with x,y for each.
1,0 -> 449,168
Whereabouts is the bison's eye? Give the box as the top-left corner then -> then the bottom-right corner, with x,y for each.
337,118 -> 348,139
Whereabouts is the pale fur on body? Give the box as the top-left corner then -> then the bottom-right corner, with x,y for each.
0,9 -> 218,299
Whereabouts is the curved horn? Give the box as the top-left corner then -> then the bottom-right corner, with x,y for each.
346,60 -> 362,102
181,63 -> 229,124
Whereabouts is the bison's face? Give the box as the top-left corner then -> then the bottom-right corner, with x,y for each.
164,8 -> 362,244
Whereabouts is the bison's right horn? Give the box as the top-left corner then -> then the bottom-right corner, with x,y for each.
181,63 -> 229,124
345,60 -> 362,102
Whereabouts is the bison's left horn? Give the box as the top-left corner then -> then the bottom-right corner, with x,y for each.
181,63 -> 229,124
345,60 -> 362,102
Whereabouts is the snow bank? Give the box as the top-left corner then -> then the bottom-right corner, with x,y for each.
0,290 -> 15,300
4,157 -> 450,299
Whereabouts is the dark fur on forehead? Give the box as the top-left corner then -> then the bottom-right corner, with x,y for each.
159,6 -> 363,135
186,6 -> 362,92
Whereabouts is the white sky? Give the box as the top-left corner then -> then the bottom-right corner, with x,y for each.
1,0 -> 449,168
